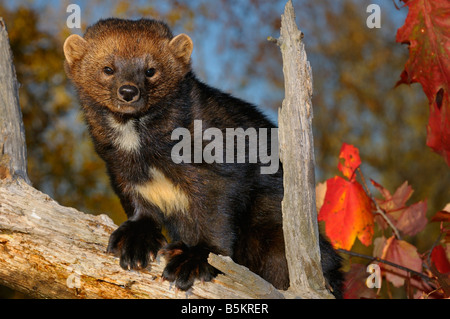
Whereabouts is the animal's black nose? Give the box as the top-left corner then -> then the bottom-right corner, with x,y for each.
118,85 -> 140,102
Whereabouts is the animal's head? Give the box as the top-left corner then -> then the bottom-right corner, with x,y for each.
63,18 -> 193,114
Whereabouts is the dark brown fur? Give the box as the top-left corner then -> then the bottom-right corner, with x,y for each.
64,18 -> 343,296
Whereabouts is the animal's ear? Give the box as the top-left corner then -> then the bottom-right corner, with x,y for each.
169,34 -> 193,64
63,34 -> 88,66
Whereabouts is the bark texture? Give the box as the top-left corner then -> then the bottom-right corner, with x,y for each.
0,18 -> 30,184
275,1 -> 333,298
0,178 -> 285,299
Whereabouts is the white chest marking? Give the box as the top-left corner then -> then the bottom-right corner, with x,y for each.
108,115 -> 141,152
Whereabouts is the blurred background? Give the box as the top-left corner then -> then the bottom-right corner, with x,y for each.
0,0 -> 448,298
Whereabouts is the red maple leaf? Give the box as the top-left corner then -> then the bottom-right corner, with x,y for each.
318,144 -> 373,250
377,236 -> 423,288
430,204 -> 450,245
318,176 -> 374,250
431,245 -> 450,274
430,203 -> 450,223
396,0 -> 450,165
338,143 -> 361,181
371,180 -> 428,237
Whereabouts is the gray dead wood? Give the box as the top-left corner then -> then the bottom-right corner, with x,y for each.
0,178 -> 285,299
0,18 -> 30,184
274,1 -> 333,298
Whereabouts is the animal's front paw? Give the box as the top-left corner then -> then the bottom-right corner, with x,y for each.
161,242 -> 220,291
107,218 -> 167,270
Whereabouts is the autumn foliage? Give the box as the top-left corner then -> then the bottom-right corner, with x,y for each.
317,143 -> 450,298
316,0 -> 450,299
396,0 -> 450,166
318,144 -> 373,251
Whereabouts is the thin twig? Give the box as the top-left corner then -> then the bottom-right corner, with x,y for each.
357,168 -> 402,240
337,248 -> 432,283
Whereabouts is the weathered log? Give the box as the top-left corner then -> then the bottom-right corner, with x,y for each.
275,1 -> 333,298
0,178 -> 284,299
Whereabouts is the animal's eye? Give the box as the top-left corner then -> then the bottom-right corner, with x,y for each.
103,66 -> 114,75
145,68 -> 156,78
